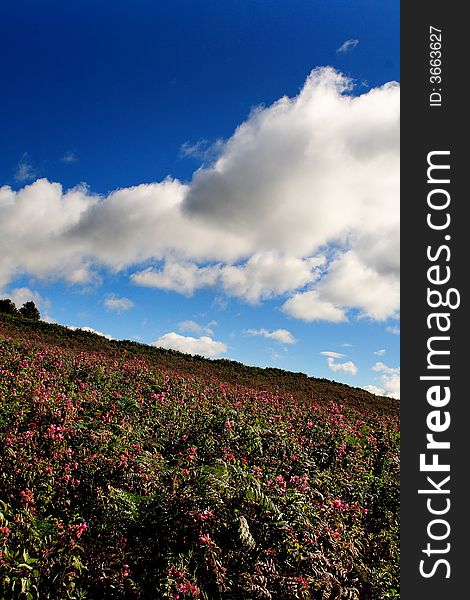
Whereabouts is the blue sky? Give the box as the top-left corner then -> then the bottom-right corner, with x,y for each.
0,0 -> 400,397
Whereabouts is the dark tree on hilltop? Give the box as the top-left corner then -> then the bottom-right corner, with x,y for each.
0,298 -> 19,316
19,301 -> 41,320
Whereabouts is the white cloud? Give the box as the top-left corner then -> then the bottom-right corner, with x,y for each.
367,361 -> 400,399
67,325 -> 114,340
386,325 -> 400,335
7,286 -> 47,311
363,384 -> 385,396
326,357 -> 358,376
320,350 -> 357,376
179,320 -> 214,335
336,39 -> 359,55
152,332 -> 227,357
14,154 -> 37,183
374,348 -> 386,356
2,286 -> 55,323
0,68 -> 399,322
180,138 -> 225,162
61,151 -> 78,163
372,361 -> 400,375
131,252 -> 323,303
246,328 -> 297,344
131,260 -> 221,295
283,291 -> 346,322
320,351 -> 346,359
104,294 -> 135,313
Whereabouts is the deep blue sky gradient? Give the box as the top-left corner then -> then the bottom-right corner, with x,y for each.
1,1 -> 400,389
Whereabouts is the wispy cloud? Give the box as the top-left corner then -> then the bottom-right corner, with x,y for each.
336,39 -> 359,55
179,320 -> 214,335
14,153 -> 36,182
104,294 -> 135,313
320,351 -> 346,359
374,348 -> 386,356
180,138 -> 225,163
245,328 -> 297,345
61,151 -> 78,163
386,325 -> 400,335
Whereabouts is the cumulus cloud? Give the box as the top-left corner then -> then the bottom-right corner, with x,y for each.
326,357 -> 358,376
283,291 -> 346,322
131,260 -> 221,296
179,320 -> 214,335
372,361 -> 399,375
152,332 -> 227,357
367,361 -> 400,399
336,39 -> 359,55
104,294 -> 135,313
131,253 -> 323,302
246,328 -> 297,344
0,68 -> 399,322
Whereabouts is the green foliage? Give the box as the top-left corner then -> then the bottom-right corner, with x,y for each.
19,302 -> 40,321
0,314 -> 399,599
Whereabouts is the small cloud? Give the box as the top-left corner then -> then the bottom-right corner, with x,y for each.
180,138 -> 225,162
386,325 -> 400,335
363,384 -> 385,396
320,351 -> 346,359
372,361 -> 399,375
212,295 -> 228,311
320,350 -> 357,375
179,320 -> 214,335
14,153 -> 36,182
152,332 -> 227,358
367,362 -> 400,399
326,356 -> 358,376
67,325 -> 114,340
104,294 -> 135,313
245,328 -> 297,345
268,347 -> 282,361
336,39 -> 359,55
374,348 -> 386,356
341,343 -> 353,348
61,151 -> 78,163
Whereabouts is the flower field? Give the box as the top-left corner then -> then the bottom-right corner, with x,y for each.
0,315 -> 399,599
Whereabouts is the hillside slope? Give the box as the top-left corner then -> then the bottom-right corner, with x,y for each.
0,313 -> 399,599
0,313 -> 398,419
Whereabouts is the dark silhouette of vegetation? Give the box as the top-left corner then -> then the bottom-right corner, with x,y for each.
18,301 -> 41,321
0,298 -> 19,316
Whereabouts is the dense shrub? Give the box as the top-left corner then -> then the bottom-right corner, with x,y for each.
0,317 -> 399,599
18,302 -> 40,321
